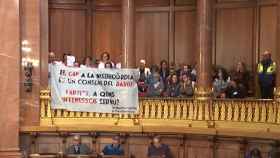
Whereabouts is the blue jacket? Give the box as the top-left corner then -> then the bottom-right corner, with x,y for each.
102,144 -> 124,156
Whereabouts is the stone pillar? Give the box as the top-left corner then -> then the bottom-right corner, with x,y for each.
275,0 -> 280,101
194,0 -> 214,122
122,0 -> 136,68
40,0 -> 49,88
0,0 -> 22,157
20,0 -> 49,126
196,0 -> 213,97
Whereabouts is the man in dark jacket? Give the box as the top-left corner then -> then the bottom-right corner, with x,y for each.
65,135 -> 91,155
257,51 -> 276,99
147,135 -> 172,158
101,136 -> 124,156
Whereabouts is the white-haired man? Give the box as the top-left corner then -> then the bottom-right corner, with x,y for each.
138,59 -> 151,82
65,135 -> 91,155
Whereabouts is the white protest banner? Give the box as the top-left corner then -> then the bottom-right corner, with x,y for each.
50,64 -> 140,114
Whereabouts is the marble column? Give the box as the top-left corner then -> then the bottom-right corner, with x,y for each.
20,0 -> 49,126
0,0 -> 21,157
195,0 -> 213,99
122,0 -> 136,68
40,0 -> 49,88
275,0 -> 280,101
194,0 -> 214,122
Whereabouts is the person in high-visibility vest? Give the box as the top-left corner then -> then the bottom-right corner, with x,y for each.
257,51 -> 276,99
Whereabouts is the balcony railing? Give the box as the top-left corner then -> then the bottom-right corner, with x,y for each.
32,90 -> 280,139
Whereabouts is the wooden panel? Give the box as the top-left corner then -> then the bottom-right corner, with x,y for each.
186,140 -> 213,158
216,142 -> 240,158
217,0 -> 254,2
175,11 -> 196,66
259,6 -> 277,60
136,12 -> 169,67
215,1 -> 255,9
175,0 -> 196,6
92,11 -> 122,62
36,136 -> 63,154
215,8 -> 254,71
49,8 -> 86,62
258,0 -> 278,6
164,138 -> 181,158
247,141 -> 273,158
95,0 -> 121,6
136,0 -> 170,7
128,137 -> 149,158
49,0 -> 86,4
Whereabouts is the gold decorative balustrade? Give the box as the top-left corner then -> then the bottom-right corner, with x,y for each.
35,90 -> 280,139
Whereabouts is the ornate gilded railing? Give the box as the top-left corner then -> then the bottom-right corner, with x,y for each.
213,99 -> 280,123
36,90 -> 280,139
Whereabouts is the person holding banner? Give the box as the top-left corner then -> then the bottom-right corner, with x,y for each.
80,56 -> 95,68
48,52 -> 56,85
48,52 -> 56,64
74,61 -> 80,67
50,64 -> 139,113
105,62 -> 114,69
98,52 -> 115,69
48,52 -> 65,86
61,53 -> 77,67
62,53 -> 69,65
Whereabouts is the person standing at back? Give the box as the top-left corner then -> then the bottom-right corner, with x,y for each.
257,51 -> 276,99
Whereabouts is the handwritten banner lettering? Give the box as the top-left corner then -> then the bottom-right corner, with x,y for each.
51,65 -> 140,114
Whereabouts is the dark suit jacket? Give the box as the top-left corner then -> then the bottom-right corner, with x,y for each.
65,144 -> 91,155
147,144 -> 172,158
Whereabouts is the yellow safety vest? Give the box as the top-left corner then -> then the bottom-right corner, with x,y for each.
257,62 -> 276,74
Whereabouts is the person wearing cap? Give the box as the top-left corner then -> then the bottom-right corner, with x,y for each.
100,136 -> 124,156
147,135 -> 172,158
65,135 -> 91,155
257,51 -> 276,99
138,59 -> 151,82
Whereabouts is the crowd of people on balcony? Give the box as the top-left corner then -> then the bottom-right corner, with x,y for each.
48,50 -> 276,99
